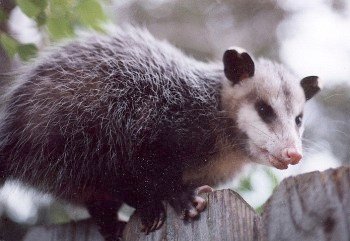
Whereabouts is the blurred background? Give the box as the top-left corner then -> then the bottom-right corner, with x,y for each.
0,0 -> 348,240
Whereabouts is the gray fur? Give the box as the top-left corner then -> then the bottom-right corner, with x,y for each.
0,28 -> 228,202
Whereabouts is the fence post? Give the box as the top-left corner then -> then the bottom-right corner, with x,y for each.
23,166 -> 350,241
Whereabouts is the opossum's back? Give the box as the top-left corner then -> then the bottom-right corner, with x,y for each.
0,31 -> 183,191
3,30 -> 182,144
0,27 -> 222,188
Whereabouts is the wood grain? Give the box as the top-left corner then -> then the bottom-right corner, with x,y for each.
23,190 -> 260,241
23,219 -> 104,241
122,189 -> 261,241
22,166 -> 350,241
262,166 -> 350,241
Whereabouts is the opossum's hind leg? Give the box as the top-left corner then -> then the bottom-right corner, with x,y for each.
168,185 -> 214,220
87,200 -> 126,241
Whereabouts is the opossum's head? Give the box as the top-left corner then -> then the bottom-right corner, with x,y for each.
221,48 -> 321,169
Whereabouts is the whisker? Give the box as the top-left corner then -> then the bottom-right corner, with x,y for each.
245,123 -> 275,142
322,93 -> 345,101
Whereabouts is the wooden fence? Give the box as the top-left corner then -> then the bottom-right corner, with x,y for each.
23,166 -> 350,241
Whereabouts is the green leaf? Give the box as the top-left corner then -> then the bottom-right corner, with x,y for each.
47,16 -> 74,40
255,205 -> 263,214
238,176 -> 253,192
35,11 -> 47,26
0,8 -> 8,22
48,202 -> 71,224
265,168 -> 279,190
51,0 -> 71,8
35,0 -> 48,9
0,33 -> 18,57
18,44 -> 38,61
76,0 -> 107,29
17,0 -> 40,18
16,0 -> 48,18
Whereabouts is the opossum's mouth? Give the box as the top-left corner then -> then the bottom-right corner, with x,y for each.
258,148 -> 288,170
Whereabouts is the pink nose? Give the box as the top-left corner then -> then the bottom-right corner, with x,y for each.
282,148 -> 302,165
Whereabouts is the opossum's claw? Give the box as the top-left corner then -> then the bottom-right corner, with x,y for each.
149,209 -> 165,232
155,211 -> 166,230
139,201 -> 166,235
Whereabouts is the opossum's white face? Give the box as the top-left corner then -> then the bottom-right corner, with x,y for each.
222,48 -> 321,169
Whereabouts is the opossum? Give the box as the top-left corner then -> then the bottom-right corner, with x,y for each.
0,28 -> 321,240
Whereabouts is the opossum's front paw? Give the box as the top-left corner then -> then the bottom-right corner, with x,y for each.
170,185 -> 214,220
139,200 -> 166,234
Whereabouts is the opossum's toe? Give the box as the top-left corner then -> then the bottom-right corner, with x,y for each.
185,194 -> 207,219
195,185 -> 214,195
187,207 -> 199,218
180,206 -> 198,220
193,195 -> 206,212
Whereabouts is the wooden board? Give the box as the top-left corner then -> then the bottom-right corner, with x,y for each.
24,190 -> 261,241
262,167 -> 350,241
23,219 -> 104,241
123,189 -> 261,241
23,166 -> 350,241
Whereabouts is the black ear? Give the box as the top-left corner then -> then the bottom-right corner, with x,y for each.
223,47 -> 255,85
300,76 -> 322,101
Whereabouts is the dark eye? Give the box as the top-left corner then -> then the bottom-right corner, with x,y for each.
295,114 -> 303,127
255,100 -> 276,123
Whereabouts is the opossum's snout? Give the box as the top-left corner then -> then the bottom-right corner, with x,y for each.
282,148 -> 302,165
266,147 -> 303,170
256,144 -> 303,170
